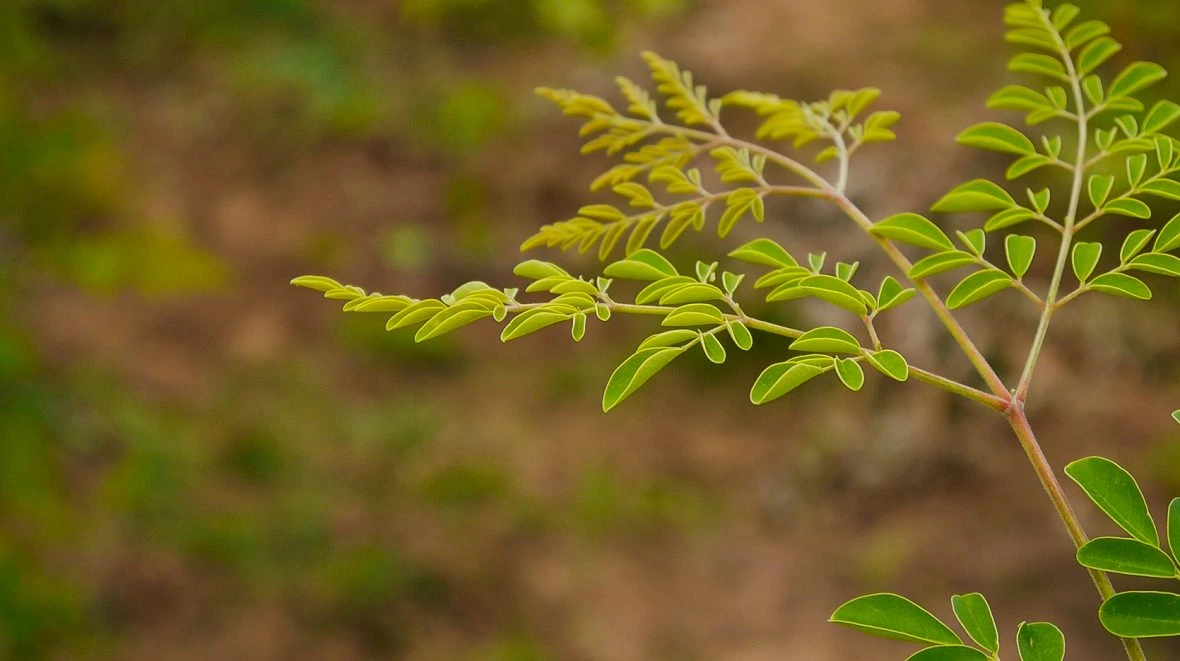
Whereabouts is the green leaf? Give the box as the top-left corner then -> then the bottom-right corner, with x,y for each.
659,283 -> 727,305
791,327 -> 862,355
727,321 -> 754,351
728,238 -> 798,268
719,189 -> 764,237
1089,174 -> 1114,207
1077,36 -> 1122,75
1071,242 -> 1103,281
415,304 -> 493,342
799,275 -> 870,315
932,179 -> 1017,213
1065,456 -> 1159,545
750,361 -> 828,405
906,646 -> 988,661
291,275 -> 345,293
636,276 -> 697,304
662,303 -> 725,327
388,299 -> 447,330
1141,179 -> 1180,201
1006,234 -> 1037,278
1120,229 -> 1157,263
1109,62 -> 1168,99
957,229 -> 987,256
1144,101 -> 1180,134
871,213 -> 955,251
1077,537 -> 1178,578
352,295 -> 414,313
947,270 -> 1013,309
500,308 -> 569,341
701,332 -> 726,364
1169,498 -> 1180,564
1128,253 -> 1180,277
1009,53 -> 1068,81
1008,154 -> 1052,179
514,260 -> 569,281
1128,154 -> 1149,188
1016,622 -> 1066,661
951,593 -> 998,654
1156,136 -> 1176,169
877,276 -> 916,312
1156,213 -> 1180,252
985,208 -> 1037,232
829,593 -> 961,645
1099,592 -> 1180,637
1106,198 -> 1152,219
835,358 -> 865,392
957,122 -> 1035,155
910,250 -> 977,278
866,350 -> 909,381
987,85 -> 1052,112
1065,19 -> 1111,50
603,346 -> 686,411
638,329 -> 697,350
1089,273 -> 1152,300
604,249 -> 678,280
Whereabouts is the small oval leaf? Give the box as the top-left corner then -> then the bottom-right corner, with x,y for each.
1099,592 -> 1180,638
829,593 -> 961,646
1065,456 -> 1158,545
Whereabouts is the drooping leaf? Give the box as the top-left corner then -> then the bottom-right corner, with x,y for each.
1005,234 -> 1037,278
957,122 -> 1035,155
835,358 -> 865,392
701,332 -> 727,364
1077,537 -> 1177,578
750,361 -> 829,405
1071,242 -> 1103,282
602,346 -> 686,411
829,594 -> 961,646
951,593 -> 999,654
866,350 -> 909,381
1016,622 -> 1066,661
791,327 -> 862,355
1089,272 -> 1152,301
947,270 -> 1013,309
1099,592 -> 1180,638
1065,456 -> 1159,545
727,321 -> 754,351
871,213 -> 955,251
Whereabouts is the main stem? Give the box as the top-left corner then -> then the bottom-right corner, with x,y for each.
1007,405 -> 1148,661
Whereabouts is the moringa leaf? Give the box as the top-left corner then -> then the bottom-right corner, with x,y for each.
662,303 -> 726,327
1065,456 -> 1159,545
1128,253 -> 1180,277
947,270 -> 1013,309
1071,242 -> 1103,282
951,593 -> 998,654
603,346 -> 686,411
1089,272 -> 1152,300
291,275 -> 345,292
905,646 -> 988,661
957,122 -> 1035,155
1016,622 -> 1066,661
829,593 -> 962,645
932,179 -> 1016,213
866,350 -> 909,381
1076,537 -> 1178,578
1099,592 -> 1180,638
790,327 -> 863,355
604,249 -> 678,280
728,238 -> 798,268
1109,62 -> 1168,99
1005,234 -> 1037,278
835,358 -> 865,392
871,213 -> 955,251
750,361 -> 829,405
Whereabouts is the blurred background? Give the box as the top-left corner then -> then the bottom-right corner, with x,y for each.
2,0 -> 1179,659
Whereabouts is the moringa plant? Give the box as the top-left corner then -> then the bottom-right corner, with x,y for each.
294,1 -> 1180,658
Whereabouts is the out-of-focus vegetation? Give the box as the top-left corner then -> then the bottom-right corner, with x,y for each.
1,0 -> 1178,659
